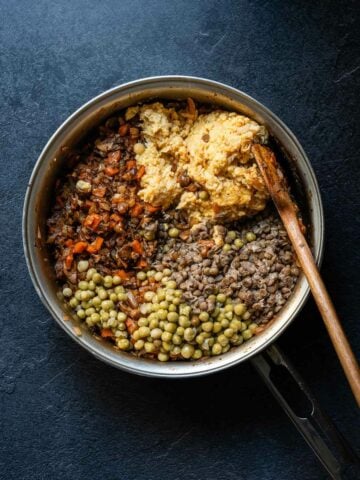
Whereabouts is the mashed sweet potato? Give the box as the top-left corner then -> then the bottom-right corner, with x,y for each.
133,101 -> 269,223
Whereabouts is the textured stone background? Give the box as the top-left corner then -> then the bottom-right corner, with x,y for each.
0,1 -> 359,479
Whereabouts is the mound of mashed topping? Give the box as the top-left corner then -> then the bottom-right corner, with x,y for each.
132,101 -> 269,223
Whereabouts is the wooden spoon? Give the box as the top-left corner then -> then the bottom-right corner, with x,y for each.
252,144 -> 360,407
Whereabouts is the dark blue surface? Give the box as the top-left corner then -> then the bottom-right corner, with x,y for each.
1,1 -> 359,479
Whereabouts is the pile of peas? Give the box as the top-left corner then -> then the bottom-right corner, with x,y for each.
62,263 -> 258,362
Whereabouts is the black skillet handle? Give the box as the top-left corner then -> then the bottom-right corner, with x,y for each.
250,344 -> 360,480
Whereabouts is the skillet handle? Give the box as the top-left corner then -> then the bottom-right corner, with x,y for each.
251,344 -> 360,480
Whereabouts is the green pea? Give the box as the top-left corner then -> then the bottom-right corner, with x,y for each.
246,232 -> 256,242
150,328 -> 163,339
234,238 -> 244,249
222,244 -> 232,253
116,312 -> 126,322
242,311 -> 251,321
92,272 -> 103,284
157,309 -> 168,320
101,300 -> 113,311
112,275 -> 121,285
77,309 -> 86,319
230,319 -> 242,331
144,291 -> 155,302
196,333 -> 205,345
117,292 -> 128,302
242,329 -> 253,340
249,323 -> 258,333
225,311 -> 233,320
221,318 -> 230,328
69,298 -> 78,308
134,340 -> 144,350
104,275 -> 113,286
137,271 -> 147,281
212,343 -> 222,355
86,268 -> 97,280
217,334 -> 229,347
216,293 -> 226,303
184,327 -> 196,342
193,349 -> 203,360
224,304 -> 233,313
161,331 -> 172,343
179,316 -> 190,327
158,352 -> 169,362
109,293 -> 117,302
173,297 -> 181,306
202,322 -> 213,332
224,328 -> 234,338
162,341 -> 171,352
63,287 -> 73,298
98,289 -> 108,300
167,312 -> 179,322
199,311 -> 209,322
77,260 -> 89,272
117,339 -> 130,350
100,311 -> 109,321
80,291 -> 91,301
165,322 -> 177,333
166,280 -> 177,289
172,334 -> 182,345
181,344 -> 195,359
213,322 -> 222,333
149,319 -> 159,329
144,342 -> 156,353
176,326 -> 185,337
168,228 -> 179,238
85,307 -> 95,316
137,317 -> 147,326
198,190 -> 209,200
137,326 -> 150,338
78,281 -> 89,291
154,271 -> 163,282
75,290 -> 82,301
234,303 -> 246,316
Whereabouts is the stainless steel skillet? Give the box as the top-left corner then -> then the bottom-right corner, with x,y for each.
22,76 -> 359,479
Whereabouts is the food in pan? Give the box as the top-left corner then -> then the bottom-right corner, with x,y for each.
47,99 -> 300,361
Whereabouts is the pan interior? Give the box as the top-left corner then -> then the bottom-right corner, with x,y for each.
23,76 -> 324,378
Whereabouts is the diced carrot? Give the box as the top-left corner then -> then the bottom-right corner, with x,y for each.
65,239 -> 74,247
73,241 -> 88,254
131,204 -> 143,217
126,160 -> 136,170
104,166 -> 119,176
137,259 -> 148,268
119,124 -> 129,136
131,239 -> 143,255
92,187 -> 106,197
136,165 -> 145,180
110,213 -> 122,222
115,269 -> 130,280
84,213 -> 101,230
126,318 -> 137,334
87,236 -> 104,254
65,254 -> 73,269
101,328 -> 114,338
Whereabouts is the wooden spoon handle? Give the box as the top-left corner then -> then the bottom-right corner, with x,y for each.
285,213 -> 360,407
252,144 -> 360,406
